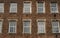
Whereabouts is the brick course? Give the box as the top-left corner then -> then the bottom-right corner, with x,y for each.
0,0 -> 60,38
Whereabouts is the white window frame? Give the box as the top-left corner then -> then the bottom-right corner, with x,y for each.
51,19 -> 60,33
23,19 -> 31,34
0,19 -> 3,33
23,1 -> 32,14
8,19 -> 17,33
50,2 -> 58,13
0,3 -> 4,13
37,2 -> 45,13
37,19 -> 46,34
9,3 -> 17,13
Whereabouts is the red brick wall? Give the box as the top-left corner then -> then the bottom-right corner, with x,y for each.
0,0 -> 60,38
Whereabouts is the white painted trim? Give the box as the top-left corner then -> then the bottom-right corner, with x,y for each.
51,19 -> 60,21
22,19 -> 31,21
8,19 -> 18,21
37,19 -> 46,22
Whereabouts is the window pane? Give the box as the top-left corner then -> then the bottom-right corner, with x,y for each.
50,3 -> 58,13
10,3 -> 17,13
51,3 -> 56,7
0,3 -> 4,13
23,21 -> 30,26
51,7 -> 57,11
24,27 -> 30,33
23,2 -> 31,13
0,21 -> 2,33
10,27 -> 15,33
52,21 -> 59,33
37,2 -> 44,13
38,21 -> 45,33
9,21 -> 16,33
23,20 -> 31,33
38,8 -> 43,13
38,2 -> 43,7
9,22 -> 16,26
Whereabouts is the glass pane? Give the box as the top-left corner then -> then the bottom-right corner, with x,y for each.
24,27 -> 30,33
51,7 -> 57,11
24,21 -> 30,26
10,27 -> 15,32
24,2 -> 31,13
38,2 -> 43,7
37,2 -> 44,13
38,22 -> 45,26
0,3 -> 4,12
0,22 -> 2,28
24,8 -> 30,12
38,22 -> 45,33
51,3 -> 58,12
10,3 -> 17,12
38,8 -> 43,12
0,21 -> 2,33
9,21 -> 16,33
51,3 -> 56,7
52,21 -> 59,33
9,21 -> 16,26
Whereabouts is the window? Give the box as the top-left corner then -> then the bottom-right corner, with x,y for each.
8,20 -> 17,33
23,19 -> 31,34
37,2 -> 45,13
0,3 -> 4,13
37,19 -> 46,33
52,20 -> 60,33
0,20 -> 3,33
23,1 -> 31,13
10,3 -> 17,13
50,2 -> 58,13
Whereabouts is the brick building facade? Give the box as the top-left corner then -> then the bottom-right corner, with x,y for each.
0,0 -> 60,38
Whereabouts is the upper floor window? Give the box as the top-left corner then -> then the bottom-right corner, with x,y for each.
23,1 -> 31,14
10,3 -> 17,13
37,19 -> 46,33
52,20 -> 60,33
0,3 -> 4,13
23,19 -> 31,34
50,2 -> 58,13
37,2 -> 45,13
8,20 -> 17,33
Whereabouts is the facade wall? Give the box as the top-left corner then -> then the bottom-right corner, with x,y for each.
0,0 -> 60,38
